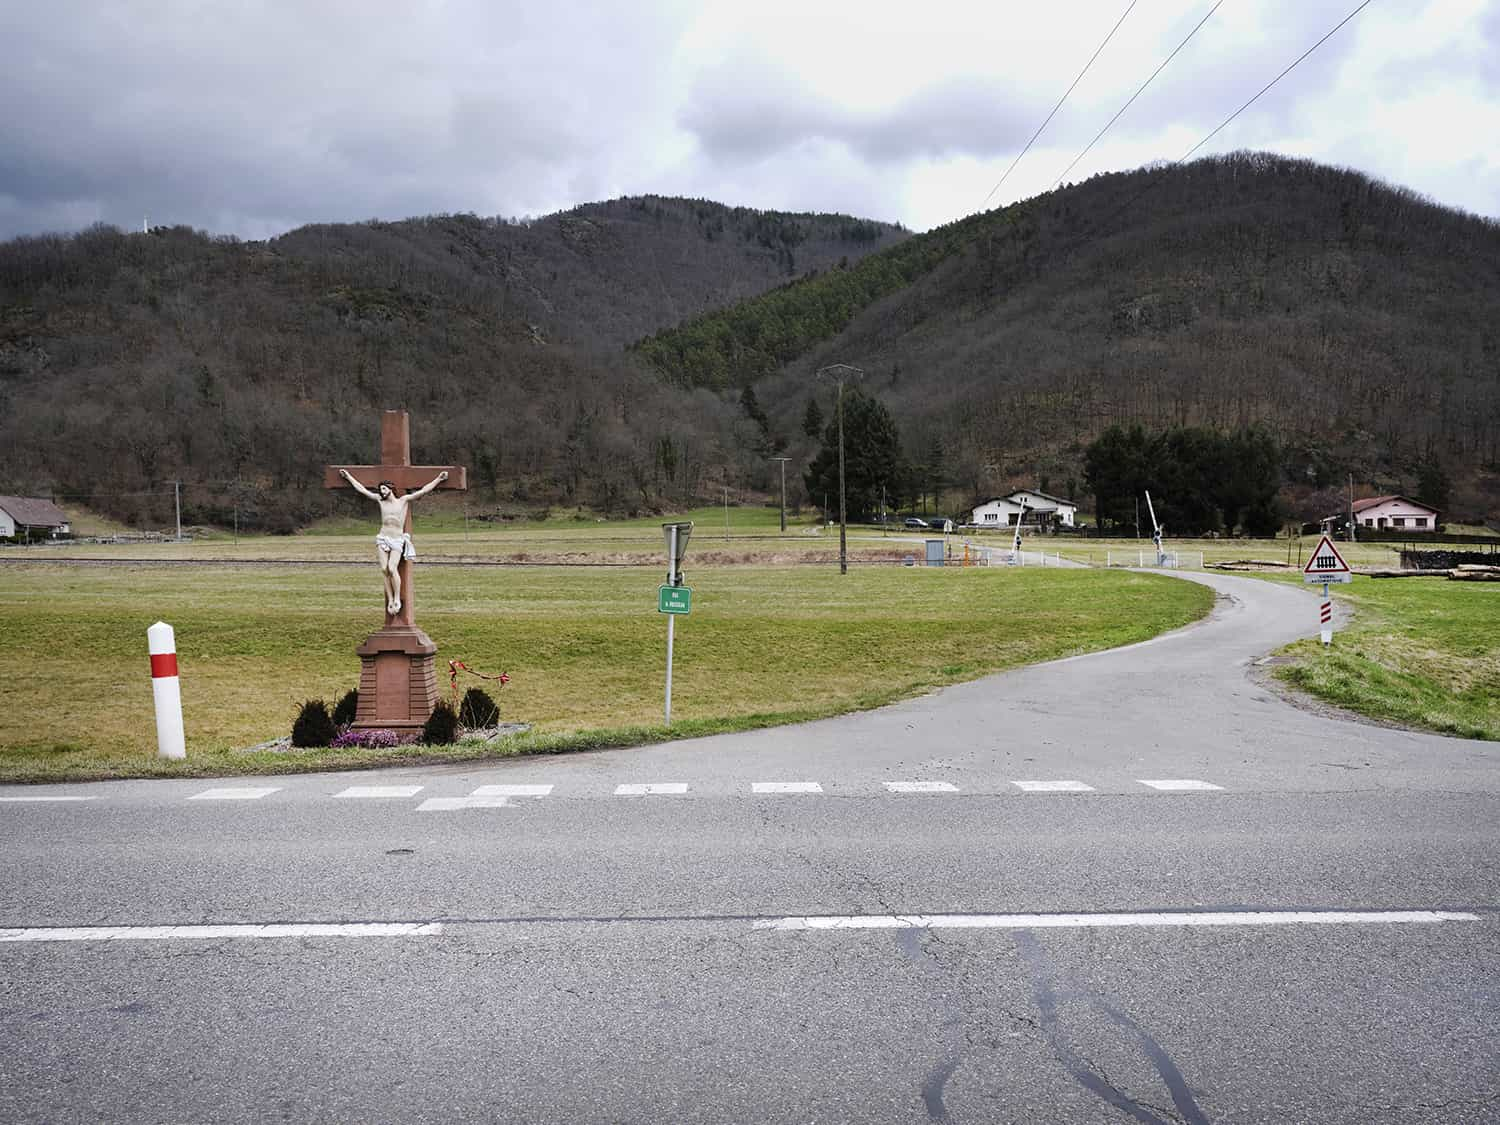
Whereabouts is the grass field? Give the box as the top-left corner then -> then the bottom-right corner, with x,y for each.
0,561 -> 1211,782
17,511 -> 1443,574
1274,576 -> 1500,740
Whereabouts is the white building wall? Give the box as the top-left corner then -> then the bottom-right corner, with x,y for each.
971,500 -> 1025,526
1003,491 -> 1079,527
0,510 -> 14,537
1357,500 -> 1438,530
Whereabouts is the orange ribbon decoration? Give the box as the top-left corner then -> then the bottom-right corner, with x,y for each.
448,660 -> 510,709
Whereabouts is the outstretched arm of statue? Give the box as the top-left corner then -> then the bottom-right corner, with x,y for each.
408,470 -> 449,501
339,469 -> 380,501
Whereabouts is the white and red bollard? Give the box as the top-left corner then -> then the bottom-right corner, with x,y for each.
1320,585 -> 1333,646
147,621 -> 186,759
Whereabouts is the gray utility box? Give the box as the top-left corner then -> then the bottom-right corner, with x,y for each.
925,538 -> 946,567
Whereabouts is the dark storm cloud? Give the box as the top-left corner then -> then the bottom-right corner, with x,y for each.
679,59 -> 1040,167
0,0 -> 687,239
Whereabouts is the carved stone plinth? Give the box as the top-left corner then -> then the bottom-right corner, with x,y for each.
353,626 -> 439,730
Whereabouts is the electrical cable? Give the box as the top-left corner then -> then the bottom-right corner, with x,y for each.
980,0 -> 1141,209
1177,0 -> 1375,164
1049,0 -> 1378,260
1051,0 -> 1225,190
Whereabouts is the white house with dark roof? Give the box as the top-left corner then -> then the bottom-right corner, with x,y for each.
0,496 -> 71,539
1330,495 -> 1439,532
970,489 -> 1079,529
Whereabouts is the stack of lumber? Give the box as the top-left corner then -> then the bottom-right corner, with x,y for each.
1449,565 -> 1500,582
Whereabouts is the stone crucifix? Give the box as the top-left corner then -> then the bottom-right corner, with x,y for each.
324,410 -> 467,730
324,410 -> 467,628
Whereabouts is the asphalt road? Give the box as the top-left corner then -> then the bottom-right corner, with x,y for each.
2,572 -> 1497,1123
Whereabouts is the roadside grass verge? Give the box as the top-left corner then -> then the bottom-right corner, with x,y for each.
0,563 -> 1210,782
1273,576 -> 1500,740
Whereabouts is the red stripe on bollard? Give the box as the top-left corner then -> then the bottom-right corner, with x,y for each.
150,653 -> 179,679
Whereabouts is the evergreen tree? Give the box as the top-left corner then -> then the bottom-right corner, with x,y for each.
802,397 -> 825,439
1416,459 -> 1451,514
802,389 -> 903,522
739,385 -> 769,431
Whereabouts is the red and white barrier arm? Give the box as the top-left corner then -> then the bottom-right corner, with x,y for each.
147,621 -> 186,760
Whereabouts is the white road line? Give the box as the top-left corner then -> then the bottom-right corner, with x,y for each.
614,783 -> 689,796
1012,780 -> 1095,793
188,788 -> 281,801
883,781 -> 959,793
0,796 -> 96,802
752,782 -> 823,794
1138,779 -> 1224,791
471,784 -> 553,798
416,796 -> 512,811
334,786 -> 424,799
754,910 -> 1481,932
0,923 -> 443,943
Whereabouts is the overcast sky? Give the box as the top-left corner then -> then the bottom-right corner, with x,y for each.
2,0 -> 1496,241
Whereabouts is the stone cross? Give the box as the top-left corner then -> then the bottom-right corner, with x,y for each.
324,409 -> 467,730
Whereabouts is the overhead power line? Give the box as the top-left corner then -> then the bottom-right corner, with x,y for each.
1177,0 -> 1375,165
1045,0 -> 1377,261
1051,0 -> 1225,190
980,0 -> 1141,209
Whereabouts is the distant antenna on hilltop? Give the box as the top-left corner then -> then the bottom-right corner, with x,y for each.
142,215 -> 149,234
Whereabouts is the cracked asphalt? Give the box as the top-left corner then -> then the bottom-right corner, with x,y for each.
2,572 -> 1497,1123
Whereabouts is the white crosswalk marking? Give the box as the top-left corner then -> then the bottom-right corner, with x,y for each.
752,782 -> 823,794
334,786 -> 424,799
883,781 -> 959,793
614,783 -> 689,796
471,784 -> 553,798
1138,779 -> 1224,791
188,788 -> 280,801
416,796 -> 513,811
0,796 -> 95,802
1012,780 -> 1095,792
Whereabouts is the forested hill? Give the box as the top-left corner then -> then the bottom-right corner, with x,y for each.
0,199 -> 904,529
275,199 -> 906,351
645,153 -> 1500,523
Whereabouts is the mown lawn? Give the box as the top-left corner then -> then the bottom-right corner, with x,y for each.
1275,576 -> 1500,740
0,562 -> 1210,781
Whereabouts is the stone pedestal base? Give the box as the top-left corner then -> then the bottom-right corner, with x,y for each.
353,626 -> 439,730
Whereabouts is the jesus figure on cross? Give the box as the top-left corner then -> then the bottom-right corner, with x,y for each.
338,468 -> 449,614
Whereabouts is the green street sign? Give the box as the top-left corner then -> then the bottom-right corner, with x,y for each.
658,585 -> 692,614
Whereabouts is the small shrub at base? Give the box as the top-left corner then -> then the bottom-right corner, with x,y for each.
331,689 -> 359,727
423,700 -> 459,746
459,687 -> 500,729
291,699 -> 336,748
329,728 -> 400,750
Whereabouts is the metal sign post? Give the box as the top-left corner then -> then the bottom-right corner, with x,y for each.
1302,534 -> 1352,645
661,522 -> 694,726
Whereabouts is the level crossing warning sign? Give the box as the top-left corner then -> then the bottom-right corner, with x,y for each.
1303,535 -> 1352,584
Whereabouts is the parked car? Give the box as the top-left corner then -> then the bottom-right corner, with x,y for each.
904,517 -> 928,528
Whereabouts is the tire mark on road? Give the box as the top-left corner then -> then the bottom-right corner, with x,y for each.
1014,930 -> 1210,1125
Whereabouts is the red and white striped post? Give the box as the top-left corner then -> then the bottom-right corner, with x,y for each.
147,621 -> 186,759
1320,583 -> 1333,646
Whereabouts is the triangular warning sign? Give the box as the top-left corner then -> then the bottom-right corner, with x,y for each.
1304,534 -> 1351,575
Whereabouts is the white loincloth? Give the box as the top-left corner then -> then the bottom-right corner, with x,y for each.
375,532 -> 415,560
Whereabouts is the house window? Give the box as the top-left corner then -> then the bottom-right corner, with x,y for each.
984,513 -> 997,522
1415,517 -> 1427,527
1392,517 -> 1405,527
1364,519 -> 1374,527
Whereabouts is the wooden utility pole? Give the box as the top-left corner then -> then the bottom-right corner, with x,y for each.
769,457 -> 790,534
816,364 -> 865,574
